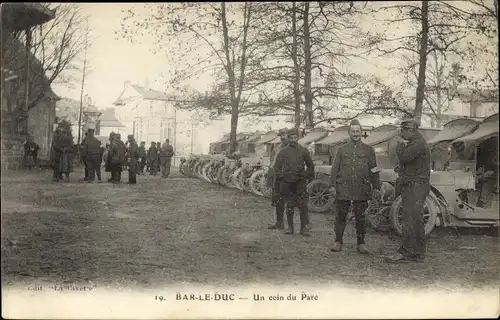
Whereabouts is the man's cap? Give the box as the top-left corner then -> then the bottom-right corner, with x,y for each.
127,134 -> 134,139
400,118 -> 419,128
349,119 -> 361,127
287,128 -> 299,136
278,128 -> 288,136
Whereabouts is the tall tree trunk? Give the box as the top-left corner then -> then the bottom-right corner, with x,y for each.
222,2 -> 251,154
291,2 -> 301,130
303,2 -> 313,129
414,0 -> 429,124
221,3 -> 238,154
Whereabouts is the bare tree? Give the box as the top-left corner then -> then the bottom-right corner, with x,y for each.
364,0 -> 498,123
2,4 -> 88,110
119,3 -> 262,154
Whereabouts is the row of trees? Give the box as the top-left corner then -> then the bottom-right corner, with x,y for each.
119,1 -> 498,153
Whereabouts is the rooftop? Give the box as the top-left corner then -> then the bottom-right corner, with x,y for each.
2,3 -> 56,31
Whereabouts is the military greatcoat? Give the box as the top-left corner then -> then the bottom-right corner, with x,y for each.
330,140 -> 380,201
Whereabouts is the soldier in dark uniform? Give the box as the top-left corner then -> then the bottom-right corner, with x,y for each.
81,132 -> 89,181
329,119 -> 381,254
156,141 -> 162,175
273,128 -> 315,236
108,133 -> 126,183
83,128 -> 102,183
148,142 -> 158,175
138,141 -> 147,175
267,128 -> 289,230
126,135 -> 139,184
105,132 -> 116,182
384,119 -> 431,263
160,139 -> 175,178
23,135 -> 40,169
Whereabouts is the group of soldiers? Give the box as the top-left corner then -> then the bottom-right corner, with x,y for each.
80,129 -> 174,184
267,118 -> 431,263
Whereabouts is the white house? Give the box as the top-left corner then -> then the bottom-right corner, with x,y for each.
112,81 -> 195,159
422,87 -> 498,127
98,107 -> 126,137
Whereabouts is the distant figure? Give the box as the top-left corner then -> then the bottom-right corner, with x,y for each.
23,135 -> 40,169
105,132 -> 115,181
156,141 -> 162,175
83,128 -> 102,183
138,141 -> 147,175
108,133 -> 126,183
159,139 -> 175,178
81,132 -> 89,181
126,135 -> 139,184
50,124 -> 74,182
148,142 -> 158,176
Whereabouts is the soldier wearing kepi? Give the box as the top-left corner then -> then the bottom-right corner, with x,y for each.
273,128 -> 315,236
267,128 -> 289,230
330,119 -> 381,254
384,119 -> 431,263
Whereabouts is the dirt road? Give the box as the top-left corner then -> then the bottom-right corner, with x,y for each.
1,168 -> 498,291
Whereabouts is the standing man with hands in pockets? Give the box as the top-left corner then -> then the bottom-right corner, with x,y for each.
329,119 -> 381,254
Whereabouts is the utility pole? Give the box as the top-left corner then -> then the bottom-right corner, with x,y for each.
77,19 -> 89,147
173,105 -> 177,166
190,122 -> 194,155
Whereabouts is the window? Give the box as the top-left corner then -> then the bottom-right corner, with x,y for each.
248,143 -> 255,154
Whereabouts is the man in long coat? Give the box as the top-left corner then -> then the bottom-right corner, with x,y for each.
108,133 -> 126,183
83,128 -> 102,183
273,128 -> 315,236
384,119 -> 431,263
267,128 -> 288,230
138,141 -> 147,175
126,134 -> 139,184
329,119 -> 381,254
148,142 -> 159,175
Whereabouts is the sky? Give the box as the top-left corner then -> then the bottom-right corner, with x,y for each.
51,2 -> 496,114
51,3 -> 396,109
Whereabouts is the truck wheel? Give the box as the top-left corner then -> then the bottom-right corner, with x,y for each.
389,194 -> 439,237
307,179 -> 334,213
365,203 -> 392,232
240,169 -> 254,193
232,168 -> 243,190
249,169 -> 265,196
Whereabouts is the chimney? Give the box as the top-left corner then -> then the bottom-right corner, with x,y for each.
124,80 -> 131,89
144,76 -> 150,91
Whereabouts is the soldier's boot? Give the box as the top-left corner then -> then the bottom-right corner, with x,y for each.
268,200 -> 285,230
284,208 -> 294,235
299,205 -> 311,237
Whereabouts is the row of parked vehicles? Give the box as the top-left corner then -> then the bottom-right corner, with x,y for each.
180,113 -> 499,236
